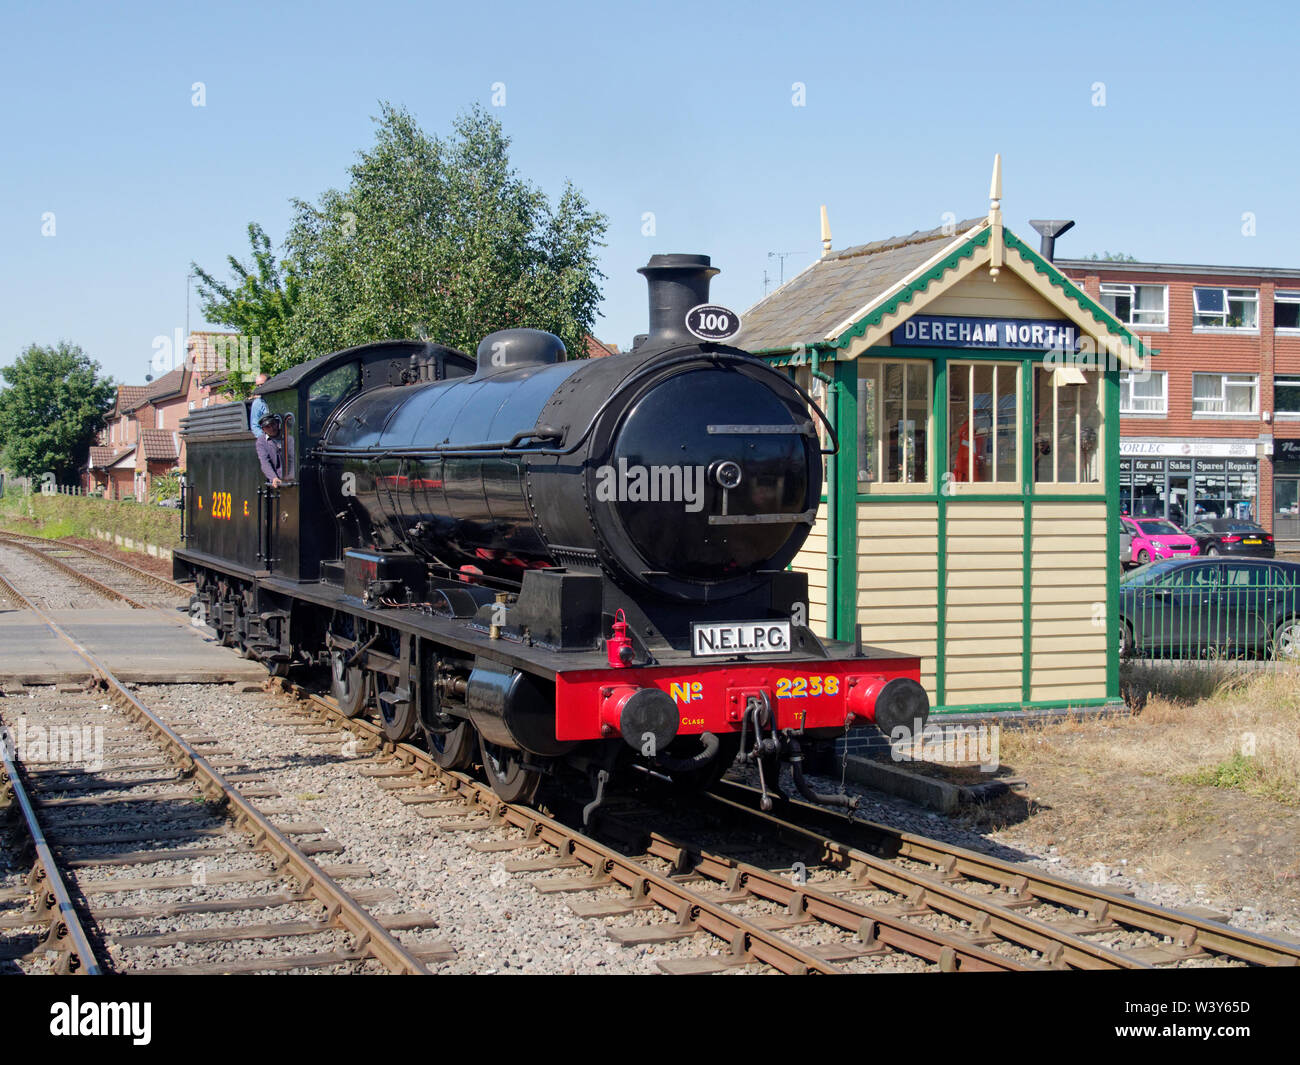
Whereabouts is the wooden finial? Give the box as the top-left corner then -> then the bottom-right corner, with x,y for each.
820,204 -> 832,257
988,153 -> 1004,279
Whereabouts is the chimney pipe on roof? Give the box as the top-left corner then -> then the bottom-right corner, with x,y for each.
1029,219 -> 1075,262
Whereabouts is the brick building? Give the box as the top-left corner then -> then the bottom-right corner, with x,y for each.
1058,259 -> 1300,546
84,332 -> 237,500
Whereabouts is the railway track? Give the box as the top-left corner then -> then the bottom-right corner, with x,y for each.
10,534 -> 1300,974
269,678 -> 1300,973
0,530 -> 187,606
0,571 -> 447,975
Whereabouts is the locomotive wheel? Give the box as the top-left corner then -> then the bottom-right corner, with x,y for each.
330,650 -> 368,718
375,672 -> 418,742
426,721 -> 477,770
478,736 -> 542,804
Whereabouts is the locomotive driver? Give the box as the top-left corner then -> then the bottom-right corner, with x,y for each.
256,412 -> 294,486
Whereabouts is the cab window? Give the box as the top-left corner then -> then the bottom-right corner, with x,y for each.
309,362 -> 361,435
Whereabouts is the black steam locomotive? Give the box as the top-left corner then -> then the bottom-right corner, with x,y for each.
176,255 -> 928,812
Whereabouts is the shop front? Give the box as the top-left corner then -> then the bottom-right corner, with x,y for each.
1276,440 -> 1300,542
1119,442 -> 1259,524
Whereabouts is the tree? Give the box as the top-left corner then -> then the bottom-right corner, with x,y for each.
284,103 -> 607,365
0,343 -> 116,482
192,222 -> 300,398
1079,252 -> 1139,262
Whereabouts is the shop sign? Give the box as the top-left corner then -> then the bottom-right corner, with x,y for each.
1120,440 -> 1255,458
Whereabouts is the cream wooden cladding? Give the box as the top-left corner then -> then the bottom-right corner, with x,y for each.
1031,502 -> 1108,701
855,502 -> 938,699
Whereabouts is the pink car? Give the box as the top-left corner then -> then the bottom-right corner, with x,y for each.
1122,516 -> 1200,566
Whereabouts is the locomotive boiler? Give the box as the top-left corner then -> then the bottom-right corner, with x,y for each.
175,254 -> 930,813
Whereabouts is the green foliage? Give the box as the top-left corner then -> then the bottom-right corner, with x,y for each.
1079,251 -> 1139,262
284,103 -> 607,365
1184,752 -> 1259,790
0,342 -> 115,481
151,469 -> 182,502
0,490 -> 180,548
192,223 -> 300,398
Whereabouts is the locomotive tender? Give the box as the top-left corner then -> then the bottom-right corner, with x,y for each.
176,254 -> 929,811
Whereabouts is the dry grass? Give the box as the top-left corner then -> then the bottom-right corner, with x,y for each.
949,667 -> 1300,917
998,666 -> 1300,807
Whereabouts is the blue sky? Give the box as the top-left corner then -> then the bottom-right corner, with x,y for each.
2,0 -> 1298,384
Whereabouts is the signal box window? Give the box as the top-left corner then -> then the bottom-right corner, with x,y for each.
857,360 -> 930,487
947,362 -> 1018,485
1033,367 -> 1102,484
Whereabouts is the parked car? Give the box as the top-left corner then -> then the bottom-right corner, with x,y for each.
1120,516 -> 1200,566
1119,519 -> 1133,568
1118,558 -> 1300,660
1184,518 -> 1275,558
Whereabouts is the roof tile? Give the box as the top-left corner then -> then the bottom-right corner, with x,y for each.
733,218 -> 984,352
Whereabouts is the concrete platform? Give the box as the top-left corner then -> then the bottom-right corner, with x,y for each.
0,608 -> 268,685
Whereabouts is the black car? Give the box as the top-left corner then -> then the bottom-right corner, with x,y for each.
1184,518 -> 1275,558
1118,557 -> 1300,660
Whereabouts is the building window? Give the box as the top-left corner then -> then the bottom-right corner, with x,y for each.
1194,287 -> 1259,330
156,409 -> 164,429
1033,368 -> 1102,484
1100,283 -> 1167,327
1275,376 -> 1300,416
947,362 -> 1018,484
1120,370 -> 1167,414
1276,291 -> 1300,331
1192,373 -> 1258,415
857,361 -> 930,486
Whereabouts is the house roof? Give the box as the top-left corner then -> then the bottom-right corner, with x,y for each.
115,385 -> 149,414
121,368 -> 188,413
139,429 -> 178,463
733,219 -> 984,353
584,335 -> 618,358
88,445 -> 133,468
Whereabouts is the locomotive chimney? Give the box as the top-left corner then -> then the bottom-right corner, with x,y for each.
637,254 -> 720,347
